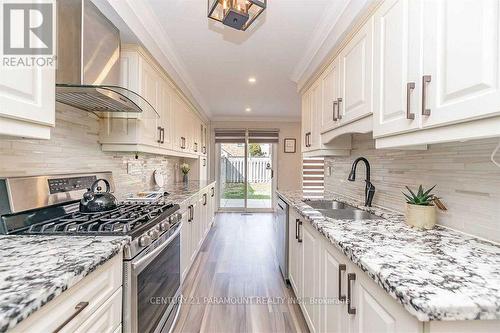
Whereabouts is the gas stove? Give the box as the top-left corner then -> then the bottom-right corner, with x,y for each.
0,172 -> 183,332
0,172 -> 181,259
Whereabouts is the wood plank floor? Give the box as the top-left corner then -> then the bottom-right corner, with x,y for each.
173,213 -> 309,333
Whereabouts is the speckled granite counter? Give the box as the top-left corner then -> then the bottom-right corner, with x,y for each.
165,181 -> 216,207
0,235 -> 130,333
277,190 -> 500,321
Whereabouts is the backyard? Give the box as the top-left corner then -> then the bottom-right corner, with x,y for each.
222,182 -> 271,199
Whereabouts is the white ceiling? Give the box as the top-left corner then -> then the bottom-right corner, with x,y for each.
142,0 -> 350,120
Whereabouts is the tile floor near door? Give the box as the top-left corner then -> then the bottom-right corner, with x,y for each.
174,213 -> 309,333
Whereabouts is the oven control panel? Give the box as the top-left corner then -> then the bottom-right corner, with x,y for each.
48,176 -> 97,194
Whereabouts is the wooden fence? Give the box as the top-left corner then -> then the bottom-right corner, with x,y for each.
221,157 -> 271,183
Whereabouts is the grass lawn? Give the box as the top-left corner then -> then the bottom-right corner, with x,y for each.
222,182 -> 271,199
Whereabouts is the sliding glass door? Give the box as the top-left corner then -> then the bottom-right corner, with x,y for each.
216,129 -> 277,212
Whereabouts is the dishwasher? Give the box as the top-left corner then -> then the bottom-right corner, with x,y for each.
275,195 -> 289,282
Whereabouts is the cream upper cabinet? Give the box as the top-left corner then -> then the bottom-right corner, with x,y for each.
0,66 -> 55,139
338,17 -> 374,125
137,58 -> 161,147
157,80 -> 173,149
309,81 -> 323,151
422,0 -> 500,128
321,59 -> 341,132
373,0 -> 500,147
372,0 -> 423,138
301,90 -> 313,152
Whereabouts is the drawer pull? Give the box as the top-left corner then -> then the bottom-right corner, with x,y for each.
406,82 -> 415,120
347,273 -> 356,315
53,301 -> 89,333
422,75 -> 431,116
338,264 -> 346,302
295,218 -> 299,240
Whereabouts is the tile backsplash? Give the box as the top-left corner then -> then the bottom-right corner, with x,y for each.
0,106 -> 180,200
324,133 -> 500,242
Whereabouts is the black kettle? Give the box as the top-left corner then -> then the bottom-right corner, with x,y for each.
79,179 -> 118,213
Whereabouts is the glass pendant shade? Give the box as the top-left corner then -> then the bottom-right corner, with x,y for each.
208,0 -> 266,31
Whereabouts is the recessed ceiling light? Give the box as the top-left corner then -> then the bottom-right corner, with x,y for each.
245,107 -> 252,112
248,77 -> 256,84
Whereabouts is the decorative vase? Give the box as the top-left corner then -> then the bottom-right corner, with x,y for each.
405,203 -> 436,229
182,174 -> 188,184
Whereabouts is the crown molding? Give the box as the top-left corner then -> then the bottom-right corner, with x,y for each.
101,0 -> 212,122
210,116 -> 301,123
291,0 -> 377,93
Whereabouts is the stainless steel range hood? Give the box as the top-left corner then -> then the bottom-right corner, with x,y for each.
55,0 -> 157,118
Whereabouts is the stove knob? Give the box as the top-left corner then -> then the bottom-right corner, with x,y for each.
159,221 -> 169,232
148,229 -> 159,240
139,235 -> 152,247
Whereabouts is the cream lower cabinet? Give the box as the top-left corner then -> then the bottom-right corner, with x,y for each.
0,65 -> 55,139
373,0 -> 500,148
180,184 -> 216,282
11,253 -> 123,333
290,210 -> 420,333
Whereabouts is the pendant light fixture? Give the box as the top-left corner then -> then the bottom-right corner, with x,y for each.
207,0 -> 267,31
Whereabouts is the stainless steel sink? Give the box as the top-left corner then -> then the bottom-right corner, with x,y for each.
303,199 -> 382,220
318,209 -> 381,220
303,199 -> 349,210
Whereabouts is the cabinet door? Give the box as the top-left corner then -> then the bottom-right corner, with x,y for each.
0,66 -> 54,139
322,244 -> 348,333
301,91 -> 312,152
288,211 -> 301,295
190,201 -> 200,262
157,81 -> 173,149
422,0 -> 500,128
180,209 -> 191,281
309,82 -> 322,150
372,0 -> 423,138
138,60 -> 160,147
338,17 -> 374,125
301,222 -> 321,333
321,59 -> 341,132
173,96 -> 187,151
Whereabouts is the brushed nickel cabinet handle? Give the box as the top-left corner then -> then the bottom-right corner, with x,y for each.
338,264 -> 346,301
422,75 -> 431,116
406,82 -> 415,120
337,98 -> 343,120
298,220 -> 303,243
53,301 -> 89,333
295,218 -> 299,240
333,101 -> 338,121
347,273 -> 356,315
157,126 -> 162,143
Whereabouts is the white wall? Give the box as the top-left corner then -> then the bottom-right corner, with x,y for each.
0,106 -> 180,200
209,120 -> 302,191
324,133 -> 500,242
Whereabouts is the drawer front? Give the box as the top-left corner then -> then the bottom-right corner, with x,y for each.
74,287 -> 122,333
11,253 -> 122,333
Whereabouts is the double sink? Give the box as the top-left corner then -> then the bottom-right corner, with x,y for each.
303,199 -> 381,220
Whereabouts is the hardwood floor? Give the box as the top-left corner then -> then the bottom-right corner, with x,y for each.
174,213 -> 309,333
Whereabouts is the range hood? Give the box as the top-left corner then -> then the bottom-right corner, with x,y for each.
55,0 -> 158,118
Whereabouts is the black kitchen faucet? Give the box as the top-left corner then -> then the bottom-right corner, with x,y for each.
348,157 -> 375,207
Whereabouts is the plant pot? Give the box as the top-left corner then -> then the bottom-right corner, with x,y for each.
405,203 -> 436,229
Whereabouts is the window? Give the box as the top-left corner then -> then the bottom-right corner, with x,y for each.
302,157 -> 324,199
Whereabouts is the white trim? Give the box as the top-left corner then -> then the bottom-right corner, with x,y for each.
210,116 -> 301,123
100,0 -> 211,121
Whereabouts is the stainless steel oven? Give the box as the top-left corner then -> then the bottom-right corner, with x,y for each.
123,220 -> 182,333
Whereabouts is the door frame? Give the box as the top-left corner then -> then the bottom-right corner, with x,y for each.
215,135 -> 277,213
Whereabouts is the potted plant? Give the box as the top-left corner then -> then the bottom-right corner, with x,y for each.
403,185 -> 441,229
181,163 -> 190,184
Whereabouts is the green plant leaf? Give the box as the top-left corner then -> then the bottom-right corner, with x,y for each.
417,185 -> 423,197
405,186 -> 417,199
422,185 -> 436,197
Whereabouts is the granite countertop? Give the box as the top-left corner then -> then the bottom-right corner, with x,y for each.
165,180 -> 216,207
0,235 -> 130,333
277,190 -> 500,322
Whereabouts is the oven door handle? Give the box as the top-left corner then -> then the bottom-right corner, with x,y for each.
132,224 -> 182,273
